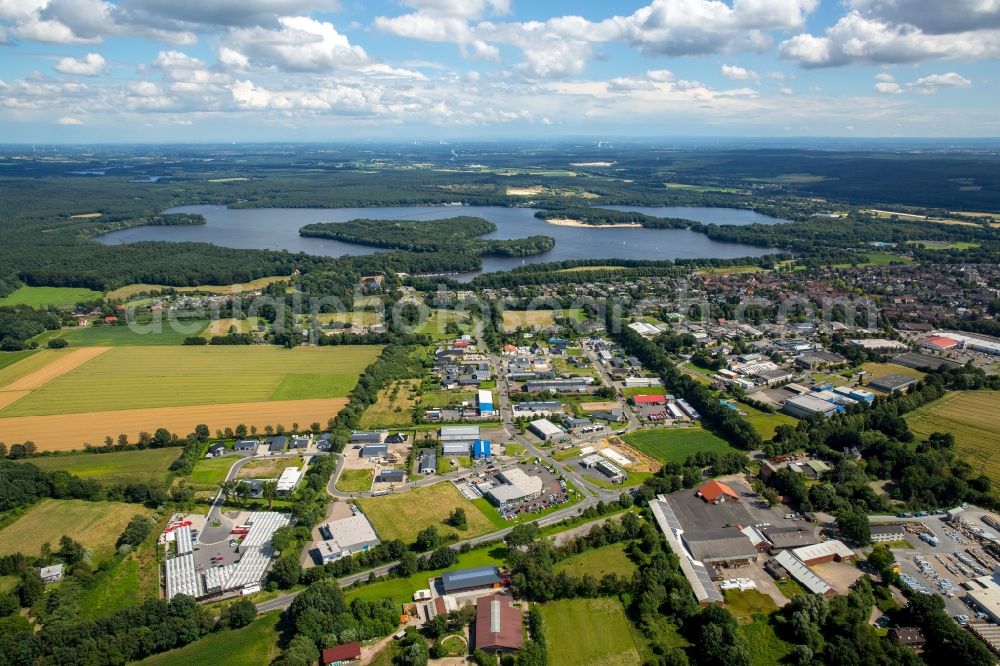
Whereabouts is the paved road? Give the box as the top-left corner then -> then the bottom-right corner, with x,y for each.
255,495 -> 608,615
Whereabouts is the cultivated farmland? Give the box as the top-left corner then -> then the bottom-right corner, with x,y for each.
357,482 -> 495,543
34,323 -> 211,347
135,612 -> 282,666
106,276 -> 289,301
906,391 -> 1000,482
0,285 -> 103,308
0,499 -> 147,561
0,345 -> 380,417
501,309 -> 584,331
540,598 -> 642,666
0,397 -> 348,451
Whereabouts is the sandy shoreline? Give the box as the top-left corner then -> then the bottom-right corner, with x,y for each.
545,218 -> 642,229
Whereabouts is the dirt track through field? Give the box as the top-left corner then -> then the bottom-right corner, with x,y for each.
2,347 -> 110,391
0,397 -> 348,451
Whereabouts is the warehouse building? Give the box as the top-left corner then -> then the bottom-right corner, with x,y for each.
441,425 -> 480,448
622,376 -> 662,388
376,469 -> 405,484
868,374 -> 918,394
648,495 -> 723,605
783,394 -> 839,419
580,454 -> 625,483
697,479 -> 740,504
934,330 -> 1000,355
964,577 -> 1000,623
511,401 -> 562,417
361,443 -> 389,459
441,565 -> 503,594
487,468 -> 544,508
418,451 -> 437,475
528,418 -> 564,442
442,442 -> 471,456
276,467 -> 302,494
478,389 -> 495,417
681,528 -> 759,566
792,540 -> 854,566
316,514 -> 380,563
351,431 -> 386,444
773,551 -> 835,597
524,378 -> 593,393
475,594 -> 523,654
472,439 -> 492,459
761,526 -> 821,551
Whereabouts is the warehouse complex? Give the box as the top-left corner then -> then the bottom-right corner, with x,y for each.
486,468 -> 544,508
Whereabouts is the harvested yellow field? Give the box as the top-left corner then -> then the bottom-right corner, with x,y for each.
0,499 -> 144,561
1,346 -> 110,391
106,276 -> 289,300
0,390 -> 30,410
70,212 -> 103,219
205,318 -> 262,336
502,310 -> 556,330
580,401 -> 620,411
506,186 -> 543,196
0,398 -> 348,451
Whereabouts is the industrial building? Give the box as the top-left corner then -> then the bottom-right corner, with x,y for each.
869,524 -> 906,543
441,565 -> 504,594
697,479 -> 740,504
351,431 -> 386,444
631,394 -> 667,406
376,469 -> 405,483
783,394 -> 840,419
773,551 -> 835,597
681,528 -> 759,566
511,401 -> 562,417
442,442 -> 471,456
528,418 -> 564,441
361,443 -> 389,459
580,454 -> 625,483
478,389 -> 495,417
761,526 -> 821,551
316,514 -> 380,563
472,439 -> 492,459
440,425 -> 480,450
475,594 -> 523,653
648,495 -> 723,605
487,468 -> 544,508
524,378 -> 593,393
920,335 -> 960,351
622,376 -> 662,388
933,330 -> 1000,355
868,374 -> 919,394
792,540 -> 854,566
276,467 -> 302,494
964,577 -> 1000,623
418,451 -> 437,474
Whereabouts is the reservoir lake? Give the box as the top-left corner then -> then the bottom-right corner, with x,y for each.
97,205 -> 784,279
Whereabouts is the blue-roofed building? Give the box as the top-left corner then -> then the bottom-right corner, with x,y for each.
472,439 -> 492,459
440,565 -> 503,594
478,389 -> 495,417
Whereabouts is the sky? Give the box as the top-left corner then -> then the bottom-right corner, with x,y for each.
0,0 -> 998,142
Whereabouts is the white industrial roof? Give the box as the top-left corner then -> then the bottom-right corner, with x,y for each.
478,389 -> 493,404
774,551 -> 832,595
175,525 -> 194,555
441,425 -> 481,437
165,553 -> 201,600
529,418 -> 563,437
792,539 -> 853,563
786,394 -> 839,414
325,514 -> 379,550
276,467 -> 302,492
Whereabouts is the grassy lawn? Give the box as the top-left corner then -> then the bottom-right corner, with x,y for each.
134,612 -> 282,666
205,317 -> 263,336
776,578 -> 807,600
860,362 -> 926,382
0,345 -> 380,417
622,386 -> 666,397
360,379 -> 419,428
811,372 -> 849,387
337,469 -> 374,492
624,428 -> 738,464
19,448 -> 179,487
189,456 -> 237,486
236,457 -> 305,479
540,598 -> 642,666
739,616 -> 792,666
357,482 -> 496,543
0,286 -> 103,308
906,391 -> 1000,482
417,310 -> 473,340
0,499 -> 148,561
31,322 -> 211,347
314,310 -> 381,326
418,390 -> 476,409
106,276 -> 288,301
345,546 -> 504,605
736,402 -> 798,440
723,590 -> 778,622
554,542 -> 637,579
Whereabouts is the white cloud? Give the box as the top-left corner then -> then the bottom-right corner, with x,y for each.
721,64 -> 760,82
56,115 -> 82,124
118,0 -> 341,28
874,72 -> 895,82
908,71 -> 972,93
780,11 -> 1000,67
848,0 -> 1000,35
778,85 -> 794,95
54,52 -> 106,75
223,16 -> 369,72
398,0 -> 509,19
874,81 -> 902,93
218,46 -> 249,69
4,0 -> 196,44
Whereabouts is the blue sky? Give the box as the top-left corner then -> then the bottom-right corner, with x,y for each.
0,0 -> 997,141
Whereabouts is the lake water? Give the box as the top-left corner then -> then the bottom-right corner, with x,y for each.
97,205 -> 783,279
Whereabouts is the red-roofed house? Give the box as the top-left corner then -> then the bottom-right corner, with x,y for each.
321,643 -> 361,666
475,594 -> 523,654
697,480 -> 740,504
919,335 -> 959,351
632,394 -> 667,406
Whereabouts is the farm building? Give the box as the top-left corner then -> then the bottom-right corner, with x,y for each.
361,443 -> 389,459
487,468 -> 544,508
322,642 -> 361,666
419,451 -> 437,474
39,564 -> 63,584
276,467 -> 302,494
867,374 -> 918,394
528,418 -> 564,441
266,436 -> 287,454
475,594 -> 523,654
696,480 -> 740,504
783,394 -> 839,419
351,431 -> 386,444
773,551 -> 835,597
478,389 -> 495,417
792,540 -> 854,566
681,528 -> 758,566
869,524 -> 906,543
206,443 -> 226,457
376,469 -> 405,484
472,439 -> 492,459
316,514 -> 380,563
632,394 -> 666,406
441,565 -> 503,594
